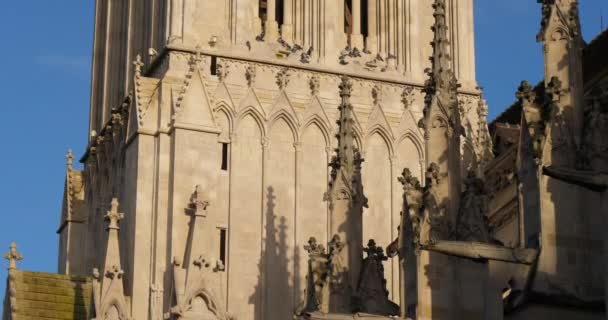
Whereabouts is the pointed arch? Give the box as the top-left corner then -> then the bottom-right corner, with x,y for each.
236,106 -> 267,138
366,104 -> 395,139
300,115 -> 332,148
301,96 -> 332,129
214,99 -> 236,118
238,87 -> 267,119
214,101 -> 235,134
186,289 -> 222,314
269,91 -> 300,126
213,82 -> 237,112
365,125 -> 395,158
396,130 -> 425,161
269,110 -> 300,143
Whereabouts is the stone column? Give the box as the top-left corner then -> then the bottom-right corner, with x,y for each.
282,0 -> 294,42
351,0 -> 364,48
266,0 -> 279,40
366,0 -> 377,53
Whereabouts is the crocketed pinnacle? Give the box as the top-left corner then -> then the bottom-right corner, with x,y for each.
422,0 -> 460,125
430,0 -> 453,89
538,0 -> 581,39
333,76 -> 357,174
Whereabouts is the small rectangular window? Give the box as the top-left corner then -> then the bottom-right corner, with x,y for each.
219,229 -> 227,271
210,56 -> 218,75
221,143 -> 229,171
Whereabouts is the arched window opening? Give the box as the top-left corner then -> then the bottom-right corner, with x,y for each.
260,0 -> 268,25
277,0 -> 284,29
344,0 -> 372,37
345,0 -> 353,34
362,0 -> 368,37
259,0 -> 283,32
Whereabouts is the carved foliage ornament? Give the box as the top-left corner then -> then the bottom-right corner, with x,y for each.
276,68 -> 290,90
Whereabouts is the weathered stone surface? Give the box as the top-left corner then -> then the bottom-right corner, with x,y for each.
4,270 -> 92,320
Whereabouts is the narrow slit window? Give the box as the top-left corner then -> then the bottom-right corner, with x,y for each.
221,143 -> 229,171
219,228 -> 227,270
210,56 -> 218,75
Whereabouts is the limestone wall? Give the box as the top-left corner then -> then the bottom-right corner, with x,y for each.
89,0 -> 478,135
76,46 -> 487,319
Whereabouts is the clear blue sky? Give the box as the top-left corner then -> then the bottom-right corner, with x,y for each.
0,0 -> 606,308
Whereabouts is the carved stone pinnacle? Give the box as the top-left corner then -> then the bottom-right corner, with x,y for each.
4,242 -> 22,270
105,198 -> 124,230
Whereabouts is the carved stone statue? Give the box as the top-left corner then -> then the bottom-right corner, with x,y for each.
453,171 -> 491,243
295,238 -> 327,317
420,163 -> 451,244
355,240 -> 399,316
387,168 -> 423,319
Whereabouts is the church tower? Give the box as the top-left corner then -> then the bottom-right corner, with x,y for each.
61,1 -> 485,319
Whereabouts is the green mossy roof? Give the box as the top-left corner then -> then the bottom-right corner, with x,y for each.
4,270 -> 92,320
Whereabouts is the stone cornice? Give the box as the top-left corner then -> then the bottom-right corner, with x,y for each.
164,44 -> 482,96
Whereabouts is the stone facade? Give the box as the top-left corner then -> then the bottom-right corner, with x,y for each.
56,1 -> 486,319
2,0 -> 607,319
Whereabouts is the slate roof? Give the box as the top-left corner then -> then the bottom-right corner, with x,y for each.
583,28 -> 608,85
3,270 -> 92,320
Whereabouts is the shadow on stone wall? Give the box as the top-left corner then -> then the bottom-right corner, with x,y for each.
249,186 -> 296,320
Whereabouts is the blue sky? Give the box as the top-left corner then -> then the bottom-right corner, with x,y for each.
0,1 -> 606,310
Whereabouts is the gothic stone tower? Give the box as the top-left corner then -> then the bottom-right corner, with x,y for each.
57,1 -> 487,319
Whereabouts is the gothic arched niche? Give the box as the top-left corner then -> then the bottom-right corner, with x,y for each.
266,118 -> 296,320
362,133 -> 392,297
297,123 -> 329,306
216,109 -> 231,141
105,305 -> 120,320
228,114 -> 263,319
183,295 -> 217,320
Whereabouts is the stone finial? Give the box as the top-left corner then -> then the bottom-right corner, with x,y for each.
546,76 -> 565,102
194,45 -> 203,64
4,242 -> 22,270
363,239 -> 387,260
217,62 -> 230,82
398,168 -> 421,191
401,86 -> 416,110
309,75 -> 320,96
371,84 -> 382,106
516,80 -> 536,104
189,185 -> 210,217
276,68 -> 291,90
106,265 -> 124,280
339,76 -> 353,98
133,55 -> 144,77
245,65 -> 256,87
304,237 -> 326,256
105,198 -> 124,231
66,149 -> 74,170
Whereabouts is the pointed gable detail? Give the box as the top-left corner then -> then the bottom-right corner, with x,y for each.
212,81 -> 237,114
92,199 -> 132,320
172,51 -> 220,133
397,108 -> 424,139
366,103 -> 395,140
269,90 -> 300,126
132,55 -> 161,130
301,95 -> 333,141
169,186 -> 231,319
58,149 -> 86,233
238,87 -> 267,120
